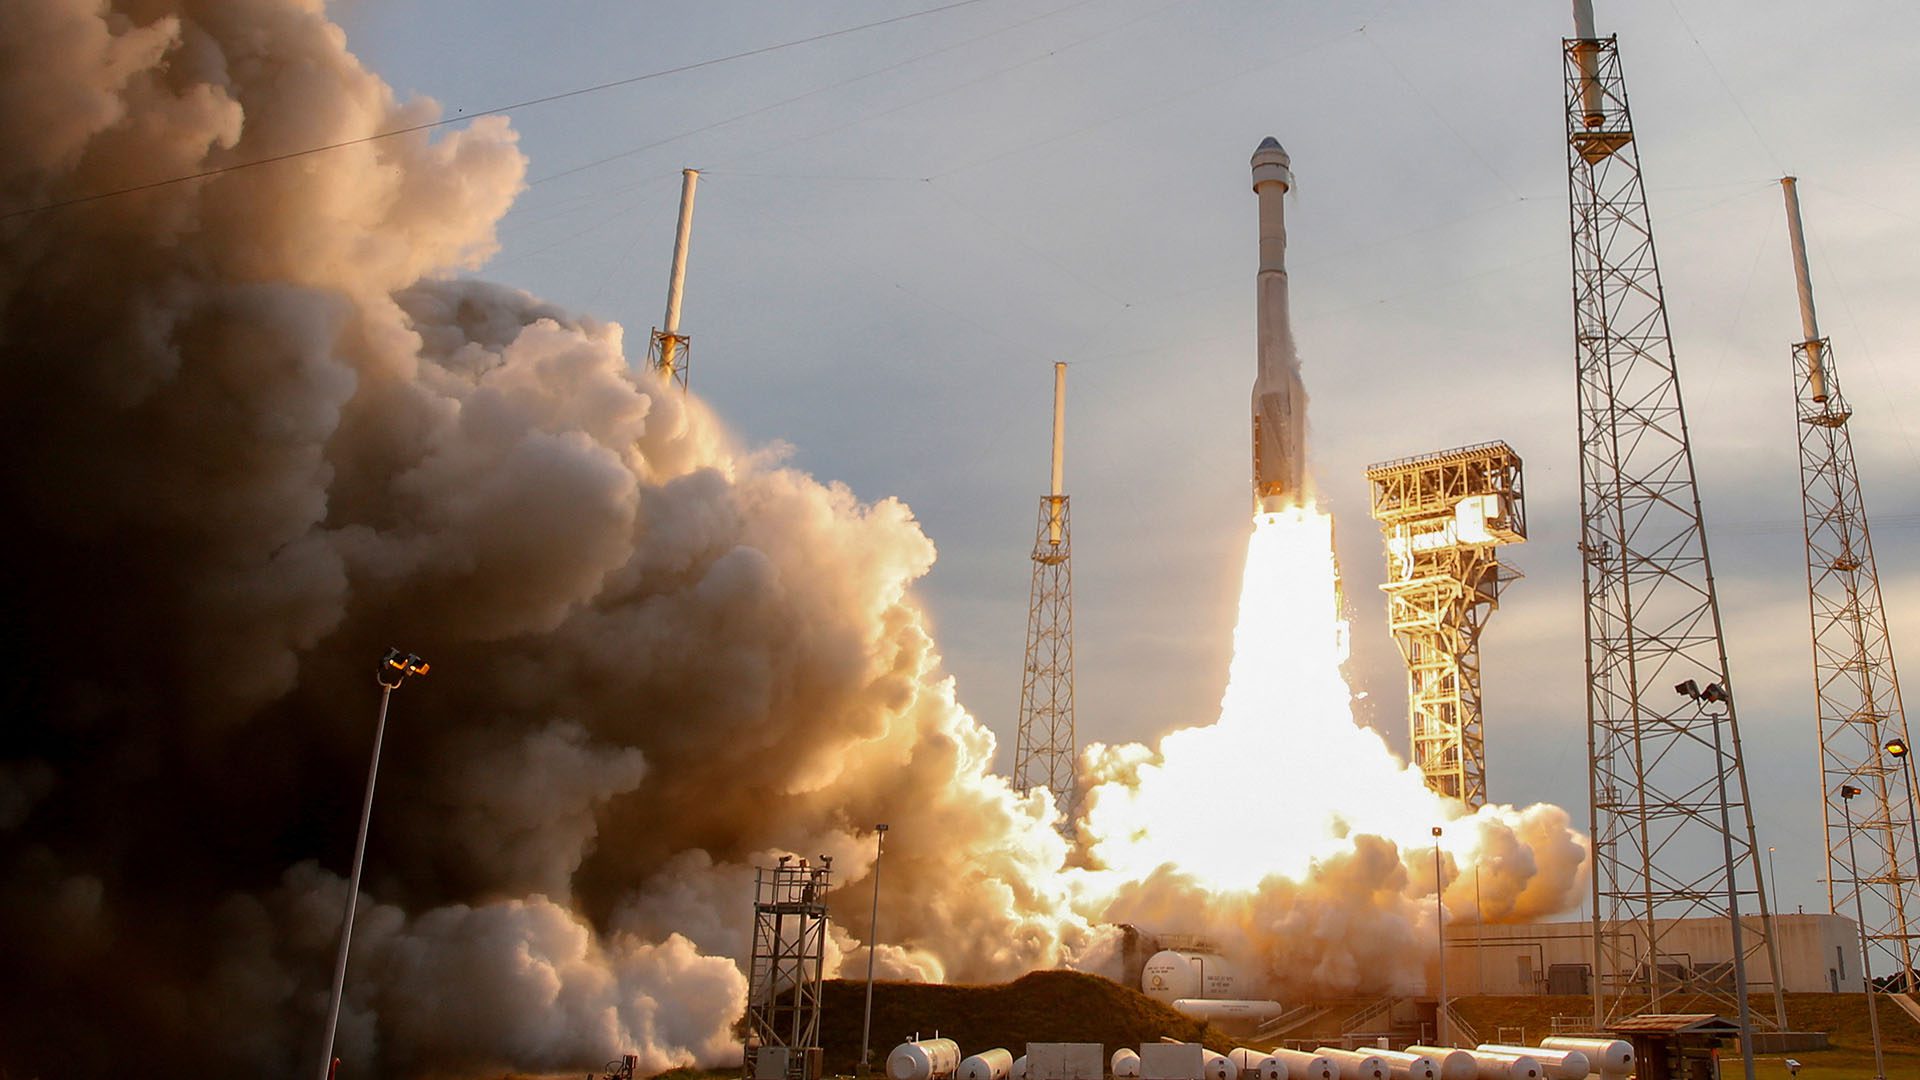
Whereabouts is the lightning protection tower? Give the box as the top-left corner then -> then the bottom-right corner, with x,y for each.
1781,177 -> 1919,991
647,168 -> 699,389
1365,441 -> 1526,809
744,858 -> 830,1080
1563,2 -> 1785,1034
1014,362 -> 1076,822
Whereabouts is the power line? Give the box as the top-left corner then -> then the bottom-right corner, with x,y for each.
0,0 -> 996,222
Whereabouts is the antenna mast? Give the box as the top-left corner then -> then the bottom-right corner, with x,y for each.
1562,0 -> 1785,1041
1014,363 -> 1077,823
1782,176 -> 1919,992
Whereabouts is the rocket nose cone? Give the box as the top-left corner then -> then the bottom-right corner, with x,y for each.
1253,136 -> 1289,165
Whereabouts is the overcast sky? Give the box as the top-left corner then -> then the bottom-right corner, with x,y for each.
335,0 -> 1920,921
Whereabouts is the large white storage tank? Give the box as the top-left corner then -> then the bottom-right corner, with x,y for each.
959,1049 -> 1014,1080
889,1039 -> 963,1080
1140,949 -> 1238,1002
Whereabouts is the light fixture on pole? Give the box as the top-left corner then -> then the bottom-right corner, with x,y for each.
860,823 -> 889,1078
1679,678 -> 1758,1080
1432,825 -> 1447,1046
1840,783 -> 1889,1080
1883,736 -> 1920,994
317,648 -> 429,1080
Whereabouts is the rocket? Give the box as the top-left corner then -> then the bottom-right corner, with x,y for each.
1250,136 -> 1307,515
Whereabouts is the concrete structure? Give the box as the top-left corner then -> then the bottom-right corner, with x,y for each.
1441,915 -> 1862,996
1024,1044 -> 1102,1080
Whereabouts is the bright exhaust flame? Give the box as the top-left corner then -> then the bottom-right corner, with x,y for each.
1081,506 -> 1498,893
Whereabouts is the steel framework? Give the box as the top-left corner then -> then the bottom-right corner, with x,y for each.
1562,29 -> 1785,1031
1366,441 -> 1527,808
744,861 -> 831,1080
1780,179 -> 1919,991
1015,365 -> 1077,821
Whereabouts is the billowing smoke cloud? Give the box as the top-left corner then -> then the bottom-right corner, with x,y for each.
0,1 -> 1583,1077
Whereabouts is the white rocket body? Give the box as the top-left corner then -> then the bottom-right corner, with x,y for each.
1251,136 -> 1306,514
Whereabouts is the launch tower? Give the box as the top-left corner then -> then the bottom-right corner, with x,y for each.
1780,177 -> 1919,989
1562,1 -> 1785,1034
744,858 -> 830,1080
647,168 -> 699,389
1365,441 -> 1526,808
1014,363 -> 1077,821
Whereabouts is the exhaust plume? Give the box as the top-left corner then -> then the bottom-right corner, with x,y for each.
0,1 -> 1585,1076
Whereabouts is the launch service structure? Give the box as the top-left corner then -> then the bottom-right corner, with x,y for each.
1562,0 -> 1785,1036
1014,363 -> 1078,821
648,168 -> 700,389
1780,177 -> 1919,990
1366,442 -> 1526,808
1250,137 -> 1307,514
745,858 -> 831,1080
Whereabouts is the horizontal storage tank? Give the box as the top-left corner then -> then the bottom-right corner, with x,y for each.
1315,1048 -> 1387,1080
1170,999 -> 1284,1023
1012,1056 -> 1027,1080
1227,1049 -> 1265,1077
889,1039 -> 963,1080
1111,1049 -> 1141,1079
1539,1037 -> 1631,1076
960,1049 -> 1014,1080
1142,950 -> 1238,1002
1266,1049 -> 1333,1080
1474,1047 -> 1587,1080
1403,1047 -> 1475,1080
1201,1049 -> 1239,1080
1463,1051 -> 1538,1080
1372,1049 -> 1441,1080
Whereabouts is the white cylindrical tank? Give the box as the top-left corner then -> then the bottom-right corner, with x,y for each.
889,1039 -> 962,1080
1539,1037 -> 1632,1076
1474,1047 -> 1587,1080
1171,999 -> 1285,1023
1464,1051 -> 1539,1080
1267,1049 -> 1334,1080
1372,1049 -> 1441,1080
1202,1049 -> 1240,1080
1142,949 -> 1239,1002
1315,1049 -> 1388,1080
1012,1055 -> 1027,1080
1228,1049 -> 1266,1076
1252,1054 -> 1295,1080
959,1049 -> 1013,1080
1403,1048 -> 1476,1080
1111,1049 -> 1141,1079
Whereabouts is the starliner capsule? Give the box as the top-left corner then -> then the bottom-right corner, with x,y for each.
1250,136 -> 1307,514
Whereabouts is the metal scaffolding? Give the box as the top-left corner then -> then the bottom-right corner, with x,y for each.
1562,27 -> 1785,1031
1365,441 -> 1527,809
744,860 -> 831,1080
1015,364 -> 1077,821
1779,178 -> 1919,990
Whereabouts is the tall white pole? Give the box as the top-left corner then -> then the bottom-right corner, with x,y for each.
1780,177 -> 1827,401
1570,0 -> 1605,127
1710,714 -> 1758,1080
860,824 -> 889,1075
658,168 -> 700,378
1433,827 -> 1447,1045
317,683 -> 395,1080
1048,363 -> 1066,545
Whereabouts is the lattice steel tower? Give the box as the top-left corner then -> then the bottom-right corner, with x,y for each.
1780,177 -> 1919,990
1366,442 -> 1526,809
1563,1 -> 1784,1034
744,858 -> 830,1080
1014,363 -> 1076,820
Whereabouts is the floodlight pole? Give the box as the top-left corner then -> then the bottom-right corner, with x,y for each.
317,651 -> 425,1080
1886,739 -> 1920,993
1842,787 -> 1890,1080
860,824 -> 889,1077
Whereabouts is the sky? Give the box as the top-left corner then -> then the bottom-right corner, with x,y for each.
333,0 -> 1920,922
